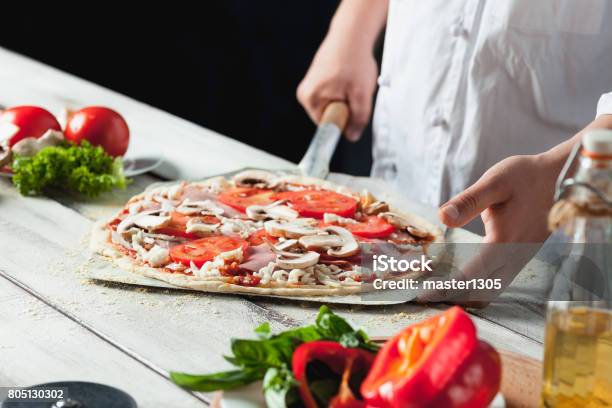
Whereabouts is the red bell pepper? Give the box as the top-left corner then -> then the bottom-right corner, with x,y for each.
292,340 -> 375,408
361,306 -> 501,408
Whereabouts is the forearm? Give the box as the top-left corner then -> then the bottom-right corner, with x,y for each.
326,0 -> 389,52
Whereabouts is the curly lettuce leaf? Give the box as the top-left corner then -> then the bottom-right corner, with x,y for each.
11,141 -> 128,197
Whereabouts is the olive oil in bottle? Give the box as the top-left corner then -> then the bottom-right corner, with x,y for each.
542,307 -> 612,406
542,129 -> 612,407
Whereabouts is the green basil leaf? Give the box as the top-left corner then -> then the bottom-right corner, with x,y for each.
254,322 -> 272,339
172,305 -> 378,393
316,306 -> 379,352
263,366 -> 300,408
170,368 -> 265,392
271,326 -> 322,343
230,337 -> 296,368
315,305 -> 354,339
338,332 -> 361,349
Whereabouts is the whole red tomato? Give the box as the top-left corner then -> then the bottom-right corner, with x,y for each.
0,106 -> 62,147
65,107 -> 130,157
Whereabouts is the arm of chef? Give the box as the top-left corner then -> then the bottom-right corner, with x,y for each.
419,91 -> 612,306
297,0 -> 388,141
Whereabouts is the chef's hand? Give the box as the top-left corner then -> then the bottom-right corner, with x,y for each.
418,153 -> 561,306
418,116 -> 612,307
297,38 -> 378,142
440,154 -> 557,243
297,0 -> 387,141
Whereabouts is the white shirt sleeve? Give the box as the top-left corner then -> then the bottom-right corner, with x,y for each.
597,92 -> 612,117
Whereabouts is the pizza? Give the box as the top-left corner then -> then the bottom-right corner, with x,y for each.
91,170 -> 443,296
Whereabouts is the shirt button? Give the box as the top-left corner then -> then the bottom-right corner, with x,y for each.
429,111 -> 448,128
377,74 -> 391,87
450,22 -> 467,37
384,163 -> 398,181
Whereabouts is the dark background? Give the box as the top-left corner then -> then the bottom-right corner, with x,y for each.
0,2 -> 375,175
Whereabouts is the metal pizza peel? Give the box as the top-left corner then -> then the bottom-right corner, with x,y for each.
297,101 -> 349,179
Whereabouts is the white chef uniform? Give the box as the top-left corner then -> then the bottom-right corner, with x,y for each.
372,0 -> 612,207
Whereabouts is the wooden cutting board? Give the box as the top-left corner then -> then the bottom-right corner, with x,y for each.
499,350 -> 543,408
211,350 -> 543,408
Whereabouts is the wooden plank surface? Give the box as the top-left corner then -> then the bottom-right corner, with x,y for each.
0,179 -> 299,376
0,276 -> 205,408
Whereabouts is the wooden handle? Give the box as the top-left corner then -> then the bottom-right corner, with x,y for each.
320,101 -> 350,131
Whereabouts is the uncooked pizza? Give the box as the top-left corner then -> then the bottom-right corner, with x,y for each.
91,170 -> 443,296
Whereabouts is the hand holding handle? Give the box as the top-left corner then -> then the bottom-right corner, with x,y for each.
320,101 -> 350,131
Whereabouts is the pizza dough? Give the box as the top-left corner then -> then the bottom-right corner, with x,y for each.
91,170 -> 443,297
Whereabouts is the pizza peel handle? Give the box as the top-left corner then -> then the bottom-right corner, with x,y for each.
298,101 -> 350,179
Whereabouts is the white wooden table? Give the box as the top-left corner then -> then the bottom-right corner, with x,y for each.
0,47 -> 546,407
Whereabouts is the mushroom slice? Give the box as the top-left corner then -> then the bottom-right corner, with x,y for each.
379,212 -> 432,241
274,239 -> 299,251
323,213 -> 358,225
264,218 -> 321,239
143,245 -> 171,267
167,182 -> 185,200
275,251 -> 320,270
186,217 -> 220,234
116,210 -> 163,233
246,201 -> 298,221
298,234 -> 343,251
232,169 -> 278,189
38,129 -> 65,148
12,129 -> 64,157
406,225 -> 431,240
176,199 -> 224,216
134,214 -> 172,231
11,137 -> 40,157
363,201 -> 389,216
324,226 -> 360,258
111,229 -> 131,247
378,212 -> 410,229
359,190 -> 378,209
266,204 -> 299,220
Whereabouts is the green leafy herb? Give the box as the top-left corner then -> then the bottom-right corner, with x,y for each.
11,141 -> 129,197
254,322 -> 272,339
170,305 -> 378,407
169,368 -> 265,392
263,366 -> 300,408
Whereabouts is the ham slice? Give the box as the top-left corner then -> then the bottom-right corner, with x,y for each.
215,202 -> 243,218
182,185 -> 242,217
182,185 -> 218,202
240,244 -> 276,272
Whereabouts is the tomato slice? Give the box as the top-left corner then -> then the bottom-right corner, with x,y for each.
343,216 -> 395,239
217,188 -> 274,212
156,212 -> 218,239
170,236 -> 249,267
248,229 -> 279,246
273,190 -> 357,219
